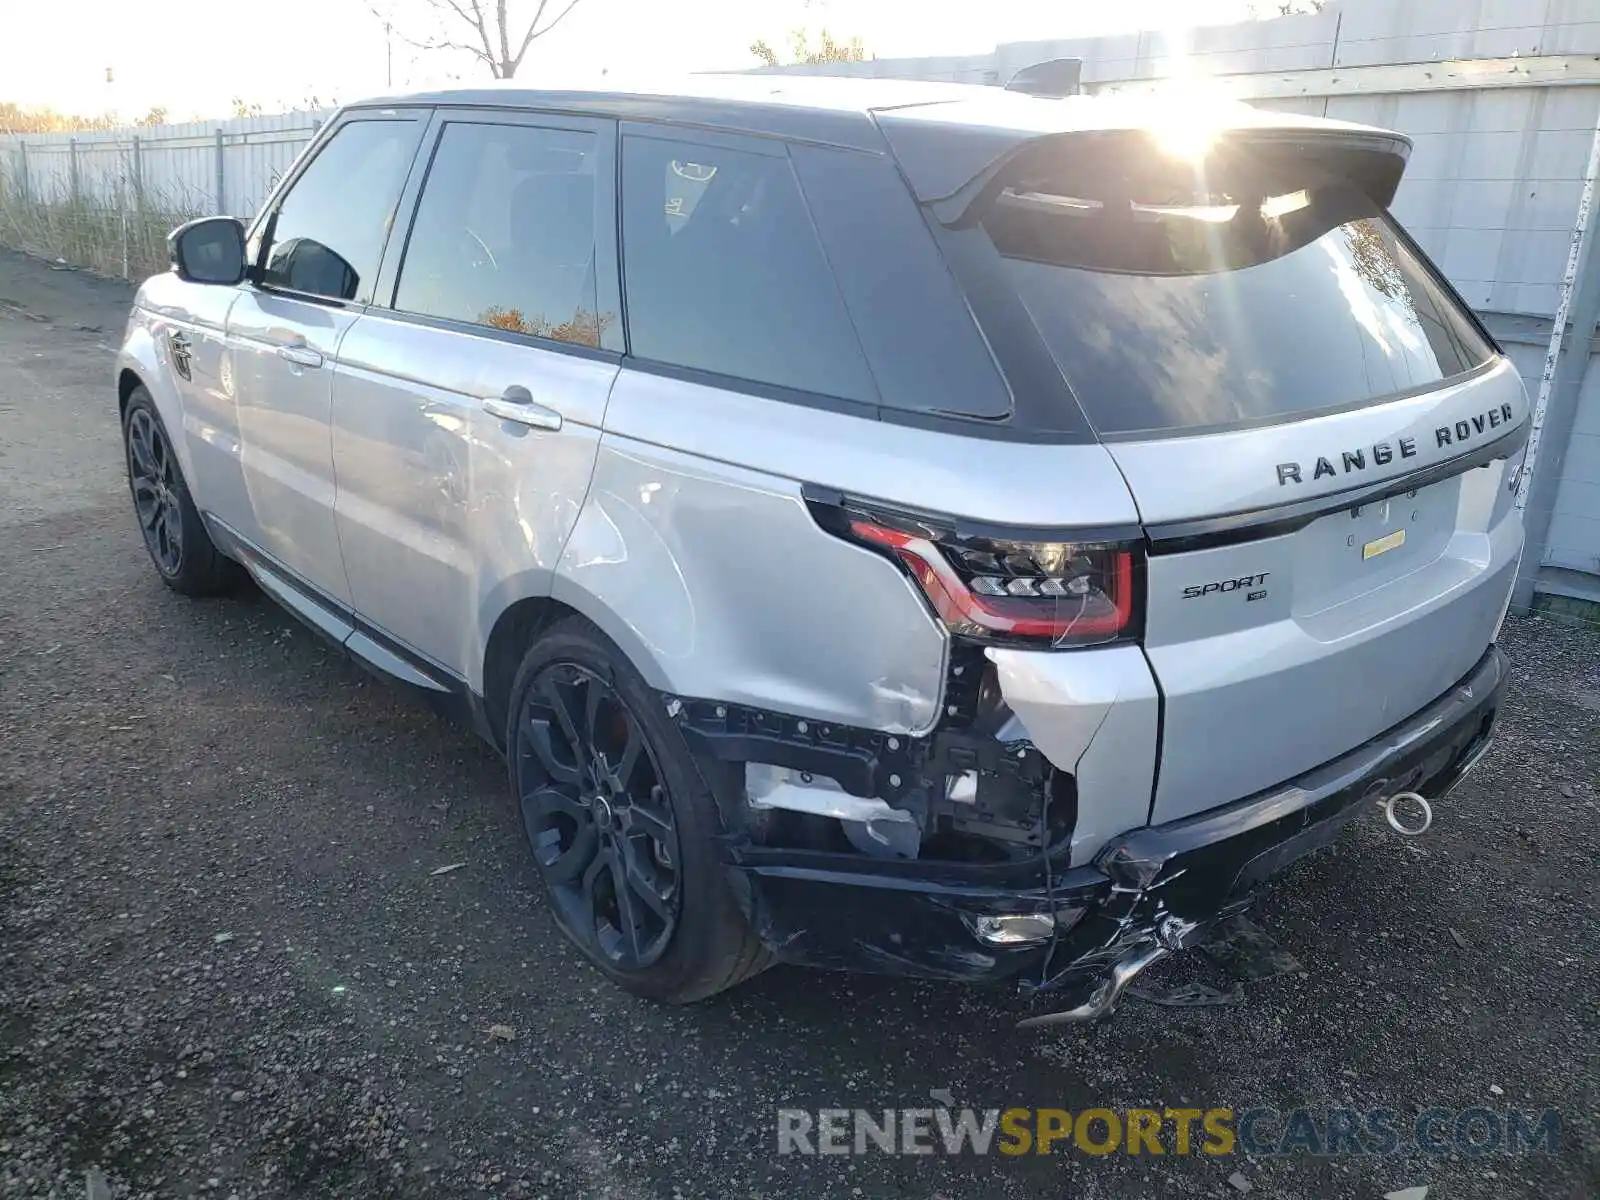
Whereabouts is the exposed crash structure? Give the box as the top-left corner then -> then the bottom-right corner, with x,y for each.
670,642 -> 1504,1022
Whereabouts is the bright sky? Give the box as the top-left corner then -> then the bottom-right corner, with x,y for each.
3,0 -> 1262,121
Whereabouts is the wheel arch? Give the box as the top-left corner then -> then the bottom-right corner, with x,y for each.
117,367 -> 145,421
116,326 -> 198,487
480,583 -> 677,754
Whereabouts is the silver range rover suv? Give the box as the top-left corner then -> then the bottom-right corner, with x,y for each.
117,76 -> 1525,1020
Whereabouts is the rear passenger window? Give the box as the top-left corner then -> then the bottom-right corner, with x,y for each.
620,135 -> 876,403
395,122 -> 610,348
790,144 -> 1013,421
257,120 -> 419,303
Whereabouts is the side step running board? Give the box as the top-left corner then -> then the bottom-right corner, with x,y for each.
204,515 -> 456,695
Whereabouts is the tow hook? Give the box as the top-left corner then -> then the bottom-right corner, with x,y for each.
1378,790 -> 1433,836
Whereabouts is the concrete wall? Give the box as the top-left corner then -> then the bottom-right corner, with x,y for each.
1505,339 -> 1600,584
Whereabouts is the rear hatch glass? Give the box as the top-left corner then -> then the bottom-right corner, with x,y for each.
957,134 -> 1495,438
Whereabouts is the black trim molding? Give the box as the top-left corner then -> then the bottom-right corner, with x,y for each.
202,515 -> 493,741
1144,420 -> 1529,555
800,483 -> 1144,547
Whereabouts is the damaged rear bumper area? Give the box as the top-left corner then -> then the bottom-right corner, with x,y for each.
712,645 -> 1506,1014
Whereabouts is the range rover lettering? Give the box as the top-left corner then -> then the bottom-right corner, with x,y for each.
116,75 -> 1525,1020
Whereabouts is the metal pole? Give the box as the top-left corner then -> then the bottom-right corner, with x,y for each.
131,134 -> 142,214
215,126 -> 225,214
120,139 -> 129,279
16,141 -> 28,205
1512,92 -> 1600,611
1512,274 -> 1600,610
68,136 -> 80,206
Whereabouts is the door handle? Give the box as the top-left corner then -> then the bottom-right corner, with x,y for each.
276,344 -> 324,369
483,387 -> 562,432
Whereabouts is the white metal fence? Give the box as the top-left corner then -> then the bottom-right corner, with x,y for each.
0,111 -> 329,282
2,110 -> 328,218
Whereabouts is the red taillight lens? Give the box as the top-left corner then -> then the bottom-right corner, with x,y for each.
819,501 -> 1140,648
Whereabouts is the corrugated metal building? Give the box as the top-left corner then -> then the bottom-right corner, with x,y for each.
761,0 -> 1600,610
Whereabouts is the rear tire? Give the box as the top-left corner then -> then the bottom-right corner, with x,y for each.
507,618 -> 771,1002
122,386 -> 241,596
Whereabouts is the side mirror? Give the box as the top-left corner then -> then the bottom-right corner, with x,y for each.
169,216 -> 247,285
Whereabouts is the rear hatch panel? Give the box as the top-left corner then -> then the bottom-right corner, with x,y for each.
1127,361 -> 1525,819
898,108 -> 1528,823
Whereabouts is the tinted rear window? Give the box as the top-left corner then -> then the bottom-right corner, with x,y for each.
789,144 -> 1013,421
620,134 -> 877,404
968,140 -> 1494,437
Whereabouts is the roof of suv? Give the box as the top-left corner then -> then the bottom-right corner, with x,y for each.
349,73 -> 1410,203
356,73 -> 997,119
350,74 -> 983,152
352,72 -> 1402,144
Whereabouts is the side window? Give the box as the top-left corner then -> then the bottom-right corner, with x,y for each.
394,122 -> 609,348
620,134 -> 877,404
257,120 -> 419,303
790,144 -> 1013,421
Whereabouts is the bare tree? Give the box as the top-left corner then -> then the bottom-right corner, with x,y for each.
371,0 -> 589,80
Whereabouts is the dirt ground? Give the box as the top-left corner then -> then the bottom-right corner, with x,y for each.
0,246 -> 1596,1199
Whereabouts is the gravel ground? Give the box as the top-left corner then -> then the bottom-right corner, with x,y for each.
0,247 -> 1596,1200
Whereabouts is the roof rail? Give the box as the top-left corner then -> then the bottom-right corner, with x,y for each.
1004,58 -> 1084,98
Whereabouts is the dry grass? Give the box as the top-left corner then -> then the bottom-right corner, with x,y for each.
0,168 -> 199,281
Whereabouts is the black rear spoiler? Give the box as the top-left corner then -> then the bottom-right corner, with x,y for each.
874,94 -> 1412,212
883,123 -> 1412,225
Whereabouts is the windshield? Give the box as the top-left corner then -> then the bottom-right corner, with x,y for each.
970,140 -> 1494,437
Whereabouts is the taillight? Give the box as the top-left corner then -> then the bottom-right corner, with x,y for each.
809,495 -> 1142,648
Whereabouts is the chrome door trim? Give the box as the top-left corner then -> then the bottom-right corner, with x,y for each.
276,344 -> 325,369
482,396 -> 563,430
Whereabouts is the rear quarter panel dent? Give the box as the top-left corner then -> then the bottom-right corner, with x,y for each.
554,437 -> 947,734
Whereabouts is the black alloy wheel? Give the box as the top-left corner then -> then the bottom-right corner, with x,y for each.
126,406 -> 184,577
121,386 -> 242,596
515,662 -> 682,969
